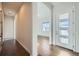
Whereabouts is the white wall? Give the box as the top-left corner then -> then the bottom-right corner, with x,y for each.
75,3 -> 79,52
16,3 -> 32,55
32,2 -> 38,56
3,16 -> 14,40
14,16 -> 16,39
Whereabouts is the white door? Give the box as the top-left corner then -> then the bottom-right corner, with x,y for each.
4,16 -> 14,40
55,8 -> 75,50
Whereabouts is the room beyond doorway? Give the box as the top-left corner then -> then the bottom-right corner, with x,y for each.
37,36 -> 79,56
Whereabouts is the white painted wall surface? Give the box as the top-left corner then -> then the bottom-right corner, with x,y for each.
32,2 -> 38,56
75,3 -> 79,53
16,3 -> 32,55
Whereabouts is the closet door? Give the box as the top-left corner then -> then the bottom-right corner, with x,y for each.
55,9 -> 75,50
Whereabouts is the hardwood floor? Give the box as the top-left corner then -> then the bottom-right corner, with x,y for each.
0,39 -> 30,56
38,35 -> 79,56
1,37 -> 79,56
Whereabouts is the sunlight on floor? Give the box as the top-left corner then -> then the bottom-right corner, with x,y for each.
37,36 -> 78,56
58,51 -> 71,56
38,36 -> 50,56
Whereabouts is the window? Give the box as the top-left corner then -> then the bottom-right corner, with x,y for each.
59,30 -> 69,36
58,13 -> 69,44
59,19 -> 69,28
59,37 -> 69,44
42,22 -> 50,32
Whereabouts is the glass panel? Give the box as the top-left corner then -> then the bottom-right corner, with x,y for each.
59,37 -> 69,44
42,22 -> 50,32
59,30 -> 69,36
58,13 -> 69,44
59,19 -> 69,28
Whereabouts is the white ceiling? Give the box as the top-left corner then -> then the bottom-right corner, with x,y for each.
51,2 -> 79,7
3,2 -> 79,16
2,2 -> 23,16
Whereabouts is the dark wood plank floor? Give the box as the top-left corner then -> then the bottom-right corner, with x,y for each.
38,35 -> 79,56
0,39 -> 30,56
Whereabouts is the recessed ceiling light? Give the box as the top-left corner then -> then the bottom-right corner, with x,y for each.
8,10 -> 13,14
4,9 -> 16,16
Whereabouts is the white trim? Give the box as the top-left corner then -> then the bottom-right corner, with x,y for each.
3,38 -> 14,41
16,40 -> 31,55
73,49 -> 79,53
32,2 -> 38,56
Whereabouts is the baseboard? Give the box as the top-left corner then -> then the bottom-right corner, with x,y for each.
16,40 -> 31,55
3,38 -> 14,41
74,49 -> 79,53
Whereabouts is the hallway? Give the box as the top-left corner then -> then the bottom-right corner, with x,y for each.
0,40 -> 30,56
0,2 -> 32,56
38,36 -> 79,56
